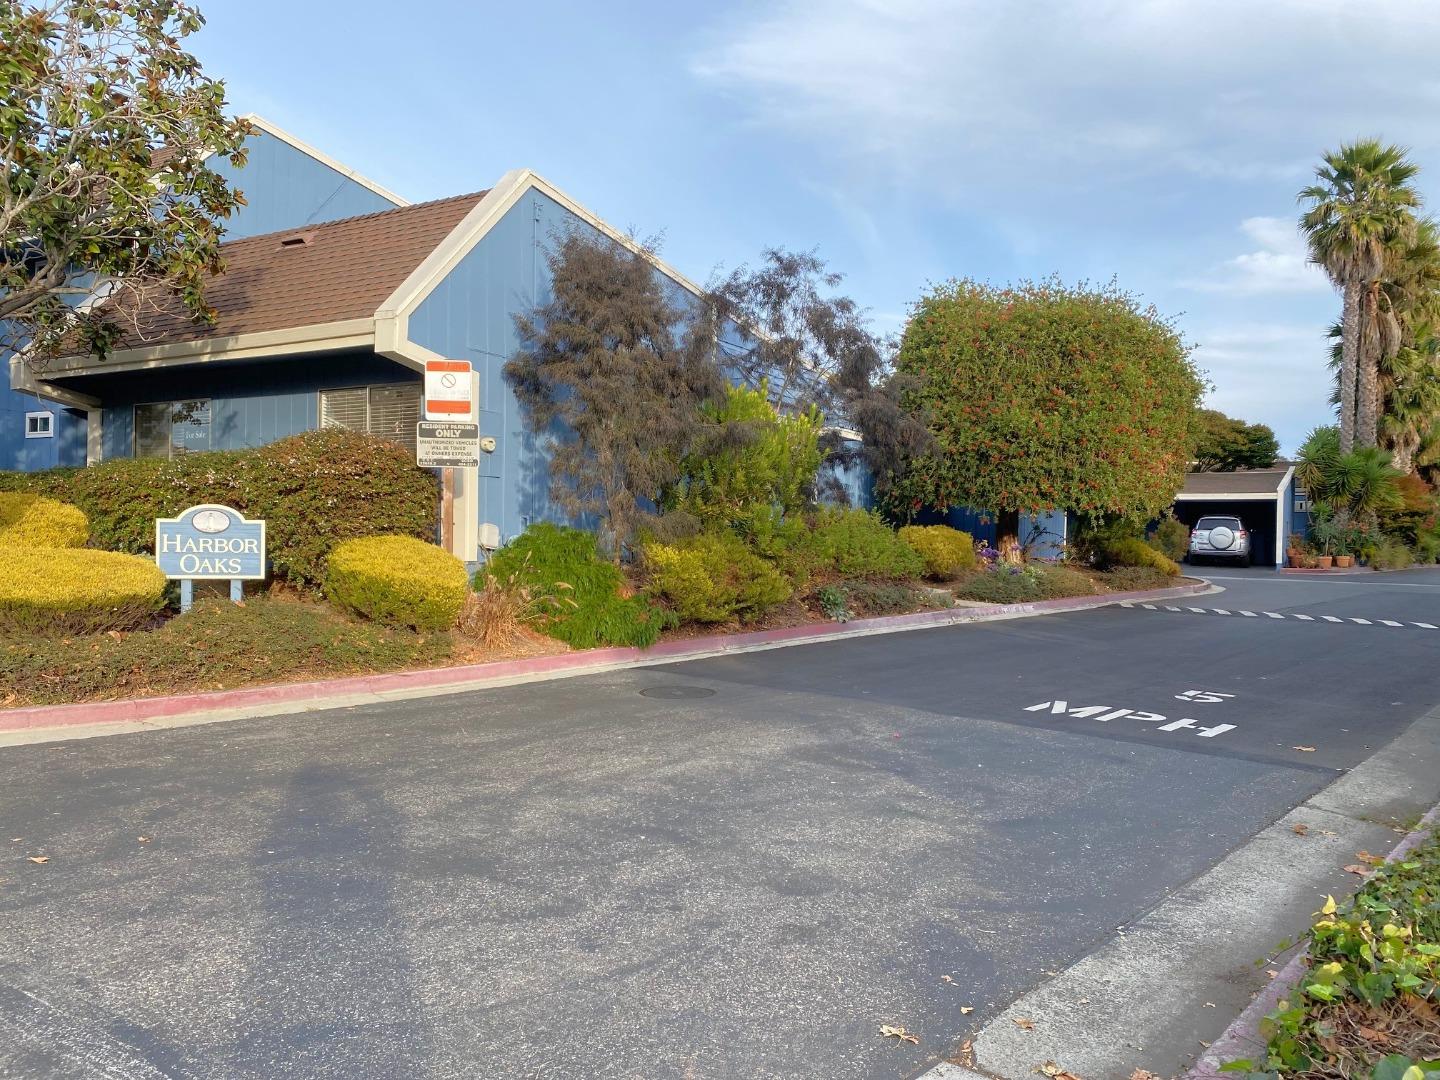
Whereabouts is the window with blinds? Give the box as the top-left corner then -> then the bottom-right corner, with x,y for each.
319,384 -> 421,453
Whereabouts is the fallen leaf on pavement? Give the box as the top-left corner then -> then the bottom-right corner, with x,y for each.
137,836 -> 151,843
1014,1017 -> 1036,1031
1320,829 -> 1340,838
961,1006 -> 975,1015
1292,823 -> 1309,836
1356,850 -> 1383,864
1266,969 -> 1279,979
1130,1071 -> 1162,1080
1293,745 -> 1317,752
1038,1061 -> 1083,1080
27,856 -> 48,864
941,975 -> 955,984
879,1025 -> 919,1044
1343,864 -> 1371,876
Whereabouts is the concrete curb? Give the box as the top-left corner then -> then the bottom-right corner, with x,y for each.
0,579 -> 1210,742
1183,801 -> 1440,1080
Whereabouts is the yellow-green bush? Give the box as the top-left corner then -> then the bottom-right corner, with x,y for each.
0,492 -> 89,548
1101,536 -> 1181,576
0,549 -> 167,634
324,536 -> 469,632
644,532 -> 791,624
898,525 -> 977,579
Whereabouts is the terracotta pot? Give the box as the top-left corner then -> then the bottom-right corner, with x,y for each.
1315,555 -> 1334,569
1287,552 -> 1302,568
1334,555 -> 1353,568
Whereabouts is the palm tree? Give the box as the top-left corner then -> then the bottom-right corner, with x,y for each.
1380,322 -> 1440,473
1299,140 -> 1422,452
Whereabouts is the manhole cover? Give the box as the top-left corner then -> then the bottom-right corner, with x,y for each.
638,685 -> 716,700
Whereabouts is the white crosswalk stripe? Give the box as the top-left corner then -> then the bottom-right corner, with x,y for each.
1115,604 -> 1433,630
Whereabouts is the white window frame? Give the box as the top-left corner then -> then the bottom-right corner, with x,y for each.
133,398 -> 212,459
24,411 -> 54,439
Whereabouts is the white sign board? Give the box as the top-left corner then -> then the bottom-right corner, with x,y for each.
424,359 -> 474,420
417,421 -> 481,468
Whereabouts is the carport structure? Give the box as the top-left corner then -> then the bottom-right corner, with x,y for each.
1172,465 -> 1299,569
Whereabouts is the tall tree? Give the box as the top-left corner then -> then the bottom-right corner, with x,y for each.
702,249 -> 934,509
1,0 -> 249,365
890,277 -> 1203,522
1299,140 -> 1421,452
504,230 -> 723,562
1191,408 -> 1279,471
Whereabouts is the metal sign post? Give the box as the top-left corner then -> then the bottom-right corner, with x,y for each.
422,360 -> 481,557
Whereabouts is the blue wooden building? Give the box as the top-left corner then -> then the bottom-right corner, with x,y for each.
4,116 -> 731,561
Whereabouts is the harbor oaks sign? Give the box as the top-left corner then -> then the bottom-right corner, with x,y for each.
155,504 -> 267,580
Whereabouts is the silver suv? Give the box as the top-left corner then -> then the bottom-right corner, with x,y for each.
1188,515 -> 1251,565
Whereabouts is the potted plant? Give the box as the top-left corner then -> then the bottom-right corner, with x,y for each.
1286,533 -> 1306,568
1307,507 -> 1341,570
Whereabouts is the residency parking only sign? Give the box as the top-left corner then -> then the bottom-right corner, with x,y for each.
416,421 -> 481,468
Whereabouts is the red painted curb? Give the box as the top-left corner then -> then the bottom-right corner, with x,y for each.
0,579 -> 1209,735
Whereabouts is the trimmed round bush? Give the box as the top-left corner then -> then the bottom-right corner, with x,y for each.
324,535 -> 469,631
644,532 -> 791,624
0,549 -> 166,634
0,492 -> 89,548
899,525 -> 976,579
1100,536 -> 1181,576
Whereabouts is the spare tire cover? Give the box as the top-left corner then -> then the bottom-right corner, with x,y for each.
1209,526 -> 1235,550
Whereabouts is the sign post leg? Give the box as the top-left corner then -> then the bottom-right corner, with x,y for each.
442,466 -> 455,555
230,579 -> 243,604
180,579 -> 193,614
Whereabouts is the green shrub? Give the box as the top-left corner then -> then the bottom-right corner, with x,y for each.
0,492 -> 88,548
1368,538 -> 1415,571
956,564 -> 1096,604
480,523 -> 667,648
793,509 -> 925,581
0,429 -> 438,587
0,548 -> 167,634
1147,516 -> 1189,562
1101,566 -> 1179,592
0,596 -> 451,706
643,532 -> 791,624
324,536 -> 469,632
1098,536 -> 1181,576
899,525 -> 976,579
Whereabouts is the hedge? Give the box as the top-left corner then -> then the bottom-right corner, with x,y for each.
1100,536 -> 1181,576
0,429 -> 438,587
0,548 -> 168,634
0,492 -> 89,548
898,525 -> 976,579
324,535 -> 469,632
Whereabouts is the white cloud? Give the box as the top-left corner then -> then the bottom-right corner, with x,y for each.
1191,323 -> 1334,450
1182,216 -> 1329,295
691,1 -> 1440,198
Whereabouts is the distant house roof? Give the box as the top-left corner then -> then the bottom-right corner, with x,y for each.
98,192 -> 486,351
1176,467 -> 1292,498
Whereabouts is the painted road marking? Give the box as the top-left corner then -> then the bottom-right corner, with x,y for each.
1119,604 -> 1437,630
1024,700 -> 1235,738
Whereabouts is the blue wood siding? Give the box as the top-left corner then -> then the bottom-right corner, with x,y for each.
0,389 -> 86,470
210,130 -> 400,241
87,353 -> 414,461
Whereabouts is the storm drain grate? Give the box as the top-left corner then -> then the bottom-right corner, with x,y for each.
638,685 -> 717,700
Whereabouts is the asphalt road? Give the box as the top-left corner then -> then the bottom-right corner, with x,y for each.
3,569 -> 1439,1080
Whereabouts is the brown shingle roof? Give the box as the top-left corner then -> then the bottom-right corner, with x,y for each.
100,191 -> 486,351
1177,468 -> 1290,497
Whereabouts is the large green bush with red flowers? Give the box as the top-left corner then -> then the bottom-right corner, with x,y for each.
890,278 -> 1203,520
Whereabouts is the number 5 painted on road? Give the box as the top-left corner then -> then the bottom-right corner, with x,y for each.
1175,689 -> 1234,704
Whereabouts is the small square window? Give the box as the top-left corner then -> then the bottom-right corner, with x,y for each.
24,412 -> 53,439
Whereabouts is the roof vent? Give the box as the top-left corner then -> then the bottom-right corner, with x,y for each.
278,231 -> 316,249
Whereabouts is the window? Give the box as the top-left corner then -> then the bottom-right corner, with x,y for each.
134,399 -> 211,459
24,411 -> 53,439
320,384 -> 421,453
1294,496 -> 1311,514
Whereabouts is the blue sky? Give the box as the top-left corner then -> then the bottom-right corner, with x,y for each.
193,0 -> 1440,454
